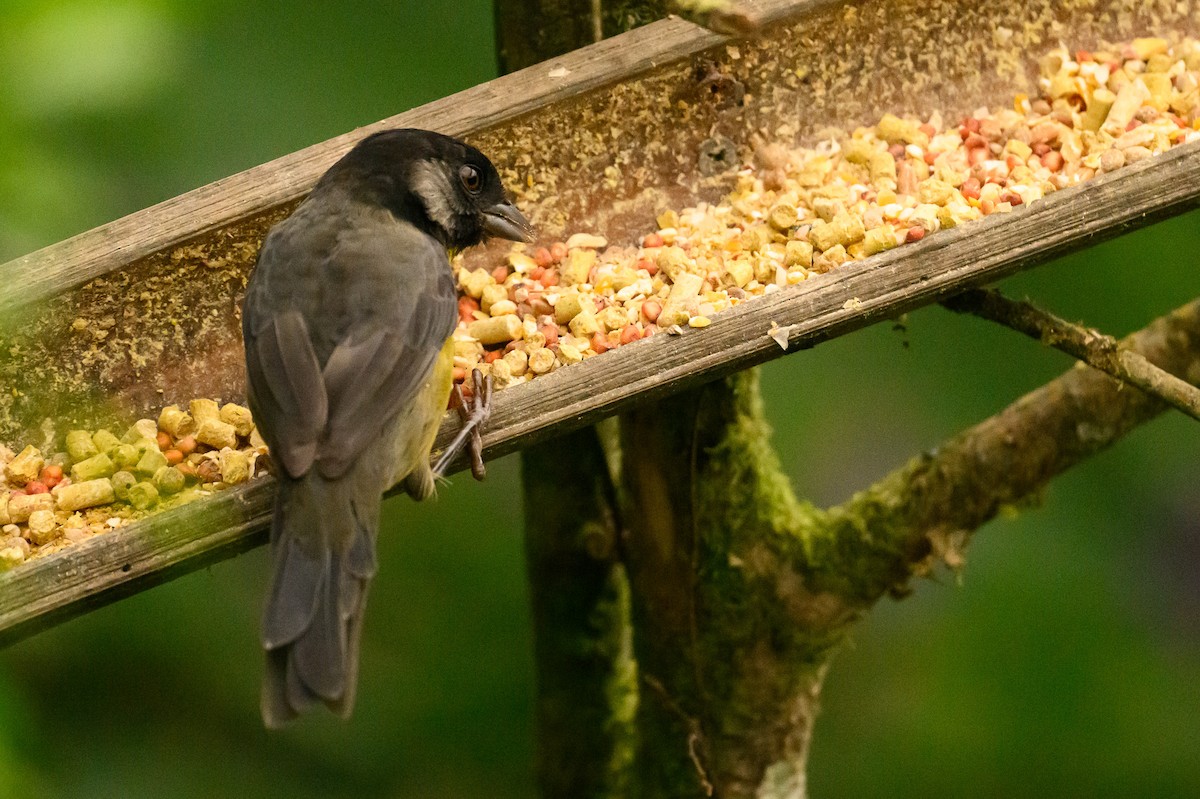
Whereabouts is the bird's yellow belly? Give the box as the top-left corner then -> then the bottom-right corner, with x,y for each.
387,335 -> 456,490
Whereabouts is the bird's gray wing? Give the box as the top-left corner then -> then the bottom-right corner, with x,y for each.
244,222 -> 458,482
316,287 -> 456,479
244,308 -> 328,479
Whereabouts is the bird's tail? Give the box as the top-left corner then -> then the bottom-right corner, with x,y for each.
260,472 -> 379,727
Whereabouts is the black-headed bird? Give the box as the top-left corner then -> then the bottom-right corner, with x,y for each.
241,128 -> 533,726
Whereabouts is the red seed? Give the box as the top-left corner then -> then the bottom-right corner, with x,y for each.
533,247 -> 553,268
458,296 -> 479,323
641,299 -> 662,323
619,325 -> 641,345
164,449 -> 184,466
156,430 -> 173,451
1041,151 -> 1064,171
642,324 -> 657,338
177,436 -> 197,456
642,233 -> 664,248
637,257 -> 658,276
491,266 -> 509,283
177,462 -> 198,481
484,349 -> 502,364
26,481 -> 48,495
960,177 -> 982,200
923,150 -> 937,166
918,123 -> 936,138
540,324 -> 559,347
963,133 -> 986,150
906,226 -> 926,243
888,143 -> 906,160
40,465 -> 64,483
1075,49 -> 1093,62
549,242 -> 567,261
540,269 -> 559,287
1126,119 -> 1140,132
196,460 -> 222,484
590,332 -> 609,354
452,366 -> 467,383
980,198 -> 996,215
529,265 -> 546,282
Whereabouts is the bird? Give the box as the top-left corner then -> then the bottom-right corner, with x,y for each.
241,128 -> 533,727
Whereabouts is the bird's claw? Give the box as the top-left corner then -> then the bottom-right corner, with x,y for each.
434,369 -> 493,480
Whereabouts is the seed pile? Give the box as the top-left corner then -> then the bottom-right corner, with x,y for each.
0,401 -> 267,569
4,36 -> 1199,570
448,36 -> 1200,390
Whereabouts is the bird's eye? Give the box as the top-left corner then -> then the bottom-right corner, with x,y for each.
459,164 -> 482,194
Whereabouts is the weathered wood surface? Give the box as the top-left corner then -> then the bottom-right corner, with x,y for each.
4,138 -> 1200,645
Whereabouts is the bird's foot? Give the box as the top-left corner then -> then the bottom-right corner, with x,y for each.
433,369 -> 493,481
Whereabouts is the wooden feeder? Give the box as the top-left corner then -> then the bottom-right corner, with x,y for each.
2,0 -> 1199,643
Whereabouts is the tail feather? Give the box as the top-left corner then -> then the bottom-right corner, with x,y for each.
261,474 -> 379,728
289,564 -> 348,699
262,534 -> 327,649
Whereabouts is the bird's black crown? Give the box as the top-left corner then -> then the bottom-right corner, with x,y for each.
317,128 -> 531,250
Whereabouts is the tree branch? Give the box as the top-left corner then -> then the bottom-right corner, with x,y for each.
620,370 -> 828,798
521,427 -> 636,798
944,288 -> 1200,422
822,297 -> 1200,604
613,297 -> 1200,798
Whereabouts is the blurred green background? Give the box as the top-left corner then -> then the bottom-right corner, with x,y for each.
1,1 -> 1198,796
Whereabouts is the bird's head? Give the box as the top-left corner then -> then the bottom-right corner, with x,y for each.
321,128 -> 534,251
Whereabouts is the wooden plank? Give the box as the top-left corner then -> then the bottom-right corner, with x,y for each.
3,138 -> 1199,645
0,0 -> 830,318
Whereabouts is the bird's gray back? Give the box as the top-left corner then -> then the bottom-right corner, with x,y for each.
245,190 -> 455,366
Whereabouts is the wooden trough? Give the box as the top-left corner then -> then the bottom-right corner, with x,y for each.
2,0 -> 1199,644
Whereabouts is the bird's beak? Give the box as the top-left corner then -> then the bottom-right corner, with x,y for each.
482,201 -> 535,243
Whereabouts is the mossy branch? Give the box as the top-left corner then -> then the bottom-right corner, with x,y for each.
619,371 -> 829,799
822,297 -> 1200,605
943,288 -> 1200,421
521,427 -> 637,798
612,297 -> 1200,799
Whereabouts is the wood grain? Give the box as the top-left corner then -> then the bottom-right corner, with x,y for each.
4,136 -> 1199,645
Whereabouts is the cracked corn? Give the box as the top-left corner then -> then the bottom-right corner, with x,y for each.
0,403 -> 267,568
